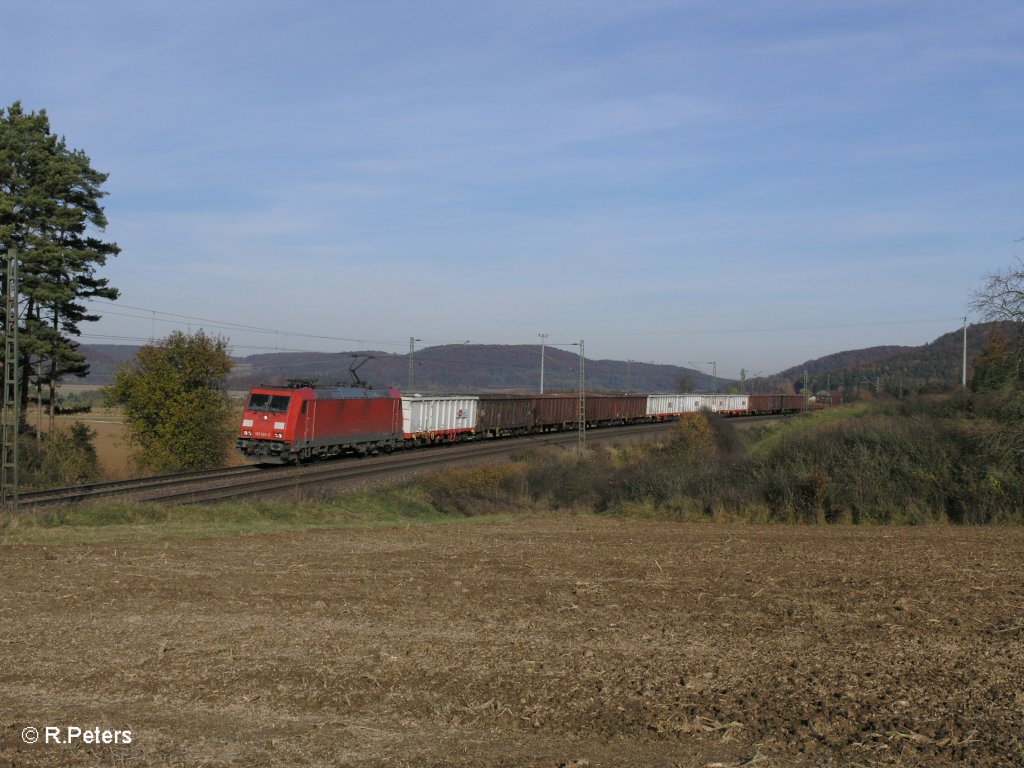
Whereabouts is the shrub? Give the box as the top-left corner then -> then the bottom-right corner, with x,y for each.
106,331 -> 235,472
410,401 -> 1024,524
19,422 -> 101,488
418,462 -> 528,516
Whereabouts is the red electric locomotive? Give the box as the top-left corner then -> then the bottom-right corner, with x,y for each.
237,384 -> 402,464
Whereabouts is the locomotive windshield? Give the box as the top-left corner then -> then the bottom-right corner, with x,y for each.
247,393 -> 292,412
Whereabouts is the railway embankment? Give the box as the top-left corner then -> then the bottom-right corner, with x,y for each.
4,396 -> 1022,547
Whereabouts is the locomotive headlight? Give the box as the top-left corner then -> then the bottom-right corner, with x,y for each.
274,432 -> 283,439
242,430 -> 252,436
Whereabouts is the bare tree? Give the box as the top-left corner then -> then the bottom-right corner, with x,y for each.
971,254 -> 1024,322
674,373 -> 696,393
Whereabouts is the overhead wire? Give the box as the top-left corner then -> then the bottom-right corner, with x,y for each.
86,297 -> 411,348
86,295 -> 965,347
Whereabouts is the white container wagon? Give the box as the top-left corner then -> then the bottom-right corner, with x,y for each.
719,394 -> 749,415
401,395 -> 478,444
646,394 -> 706,418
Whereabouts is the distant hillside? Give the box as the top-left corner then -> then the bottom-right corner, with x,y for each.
76,322 -> 1019,395
756,322 -> 1020,395
74,344 -> 142,383
75,343 -> 720,392
774,345 -> 913,380
223,344 -> 722,394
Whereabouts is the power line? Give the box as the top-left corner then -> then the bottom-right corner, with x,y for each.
86,297 -> 410,348
87,294 -> 970,356
527,317 -> 967,339
82,297 -> 592,373
76,332 -> 339,356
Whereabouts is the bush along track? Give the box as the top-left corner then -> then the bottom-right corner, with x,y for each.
416,401 -> 1024,525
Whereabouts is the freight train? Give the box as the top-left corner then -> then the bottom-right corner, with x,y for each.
236,384 -> 806,464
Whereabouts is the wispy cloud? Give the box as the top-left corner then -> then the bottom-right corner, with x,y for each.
9,0 -> 1023,373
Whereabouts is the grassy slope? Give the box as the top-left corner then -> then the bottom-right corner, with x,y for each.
0,488 -> 516,546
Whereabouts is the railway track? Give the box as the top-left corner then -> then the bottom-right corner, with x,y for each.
15,464 -> 271,508
18,421 -> 677,510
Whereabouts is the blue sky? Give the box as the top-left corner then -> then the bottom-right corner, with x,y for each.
5,0 -> 1022,378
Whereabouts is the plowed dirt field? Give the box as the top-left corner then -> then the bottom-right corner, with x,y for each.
2,517 -> 1022,767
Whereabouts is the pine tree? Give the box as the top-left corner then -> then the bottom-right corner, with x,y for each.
0,101 -> 120,422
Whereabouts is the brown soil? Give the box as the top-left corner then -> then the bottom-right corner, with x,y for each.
1,518 -> 1022,766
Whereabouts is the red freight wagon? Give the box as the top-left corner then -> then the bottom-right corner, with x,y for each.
237,385 -> 402,463
747,394 -> 806,415
780,394 -> 805,413
584,394 -> 648,424
747,394 -> 781,414
476,395 -> 534,436
533,394 -> 582,430
532,393 -> 648,430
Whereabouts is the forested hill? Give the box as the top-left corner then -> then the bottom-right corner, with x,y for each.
225,345 -> 719,393
757,322 -> 1020,395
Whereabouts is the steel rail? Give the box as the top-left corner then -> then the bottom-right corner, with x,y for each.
16,464 -> 272,509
